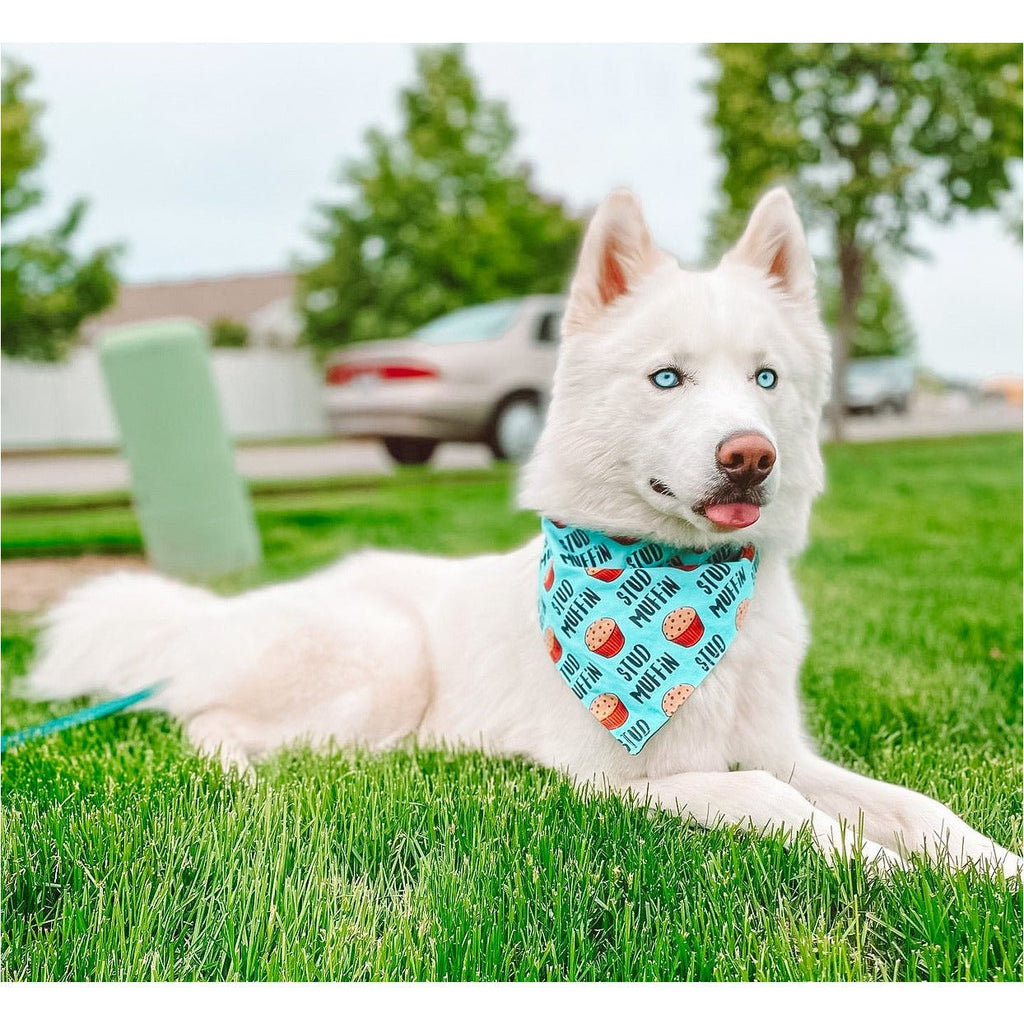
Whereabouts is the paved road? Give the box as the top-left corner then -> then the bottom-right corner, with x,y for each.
2,398 -> 1019,496
832,396 -> 1020,443
1,439 -> 494,496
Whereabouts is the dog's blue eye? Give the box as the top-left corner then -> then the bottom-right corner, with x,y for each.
651,369 -> 682,389
755,368 -> 778,390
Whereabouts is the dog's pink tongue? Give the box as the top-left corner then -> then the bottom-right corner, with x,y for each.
704,503 -> 760,529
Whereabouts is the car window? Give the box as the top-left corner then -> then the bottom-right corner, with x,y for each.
411,299 -> 523,343
534,309 -> 563,344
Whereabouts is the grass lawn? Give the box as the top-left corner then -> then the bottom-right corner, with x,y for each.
2,434 -> 1021,981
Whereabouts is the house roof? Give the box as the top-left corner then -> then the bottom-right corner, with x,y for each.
81,270 -> 296,341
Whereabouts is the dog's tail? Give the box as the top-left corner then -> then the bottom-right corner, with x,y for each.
23,570 -> 224,718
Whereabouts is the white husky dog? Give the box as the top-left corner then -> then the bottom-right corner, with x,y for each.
26,188 -> 1020,878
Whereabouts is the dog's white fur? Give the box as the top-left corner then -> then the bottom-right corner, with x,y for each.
25,189 -> 1021,878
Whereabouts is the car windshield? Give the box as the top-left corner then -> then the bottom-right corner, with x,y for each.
411,299 -> 523,343
847,364 -> 876,384
847,358 -> 911,384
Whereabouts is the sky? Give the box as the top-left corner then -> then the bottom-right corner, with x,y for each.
6,41 -> 1022,383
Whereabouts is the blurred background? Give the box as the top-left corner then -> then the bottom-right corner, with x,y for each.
1,43 -> 1021,600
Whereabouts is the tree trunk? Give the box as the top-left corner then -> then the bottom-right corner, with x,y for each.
830,237 -> 864,443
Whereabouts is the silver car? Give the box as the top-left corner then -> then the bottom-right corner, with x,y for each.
323,295 -> 565,464
845,356 -> 916,414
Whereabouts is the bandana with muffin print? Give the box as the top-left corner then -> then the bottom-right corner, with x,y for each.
538,518 -> 758,755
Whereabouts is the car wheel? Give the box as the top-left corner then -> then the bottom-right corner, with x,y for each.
490,395 -> 543,462
383,437 -> 438,466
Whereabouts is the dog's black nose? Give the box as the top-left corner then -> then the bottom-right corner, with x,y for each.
716,431 -> 776,487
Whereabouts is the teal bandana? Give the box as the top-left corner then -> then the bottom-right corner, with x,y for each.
538,519 -> 758,755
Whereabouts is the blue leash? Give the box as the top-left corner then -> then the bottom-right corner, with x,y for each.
1,680 -> 169,753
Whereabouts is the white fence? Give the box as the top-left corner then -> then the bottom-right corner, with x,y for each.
1,347 -> 329,449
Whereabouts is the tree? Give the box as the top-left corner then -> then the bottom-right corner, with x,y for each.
299,45 -> 582,355
819,255 -> 916,361
703,43 -> 1022,437
1,58 -> 121,361
210,318 -> 249,348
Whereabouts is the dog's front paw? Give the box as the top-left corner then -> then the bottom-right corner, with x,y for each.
821,832 -> 909,878
858,839 -> 910,878
927,836 -> 1024,883
979,847 -> 1023,884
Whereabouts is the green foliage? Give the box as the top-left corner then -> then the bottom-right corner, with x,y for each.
0,61 -> 45,222
298,46 -> 582,355
705,44 -> 1022,248
1,59 -> 121,362
1,436 -> 1021,980
209,318 -> 249,348
703,44 -> 1022,403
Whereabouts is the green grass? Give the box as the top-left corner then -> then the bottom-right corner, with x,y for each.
0,467 -> 537,583
2,434 -> 1021,981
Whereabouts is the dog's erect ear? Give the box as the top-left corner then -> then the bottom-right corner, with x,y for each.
721,187 -> 816,305
563,191 -> 666,336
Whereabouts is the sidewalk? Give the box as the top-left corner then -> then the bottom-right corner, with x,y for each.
1,399 -> 1019,497
1,440 -> 494,496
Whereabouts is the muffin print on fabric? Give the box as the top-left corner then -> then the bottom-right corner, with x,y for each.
590,693 -> 629,730
662,607 -> 705,648
586,566 -> 624,583
661,684 -> 695,716
585,617 -> 625,658
537,518 -> 759,755
544,627 -> 562,663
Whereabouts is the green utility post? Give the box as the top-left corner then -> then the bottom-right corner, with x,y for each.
98,318 -> 262,580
